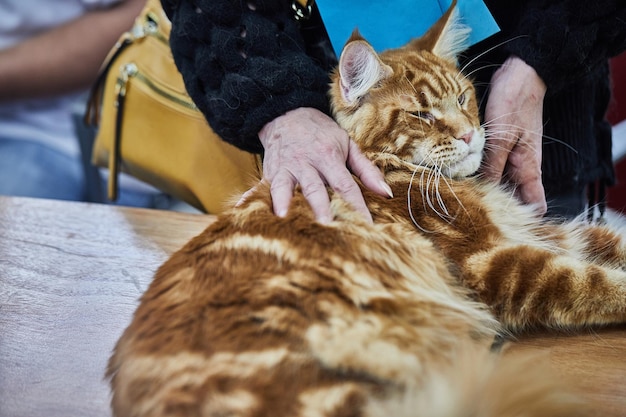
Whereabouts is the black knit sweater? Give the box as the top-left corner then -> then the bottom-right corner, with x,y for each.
161,0 -> 336,154
462,0 -> 626,215
162,0 -> 626,211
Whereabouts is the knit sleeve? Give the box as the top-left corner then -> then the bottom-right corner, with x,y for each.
505,0 -> 626,95
161,0 -> 334,153
160,0 -> 176,19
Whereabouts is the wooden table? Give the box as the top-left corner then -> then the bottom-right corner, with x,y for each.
0,196 -> 624,416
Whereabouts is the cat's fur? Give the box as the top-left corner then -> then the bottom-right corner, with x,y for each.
107,4 -> 626,416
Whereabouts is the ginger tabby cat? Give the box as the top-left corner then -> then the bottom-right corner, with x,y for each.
107,4 -> 626,416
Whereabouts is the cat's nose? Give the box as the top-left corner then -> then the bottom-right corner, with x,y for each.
457,130 -> 473,144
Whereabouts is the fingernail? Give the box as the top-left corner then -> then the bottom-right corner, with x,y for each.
277,208 -> 288,218
381,181 -> 394,198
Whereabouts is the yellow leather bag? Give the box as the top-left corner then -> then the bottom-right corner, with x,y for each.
85,0 -> 261,213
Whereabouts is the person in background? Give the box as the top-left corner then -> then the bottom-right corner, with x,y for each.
460,1 -> 625,220
0,0 -> 178,209
161,0 -> 626,222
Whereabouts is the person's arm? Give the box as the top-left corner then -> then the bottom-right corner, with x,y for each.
165,0 -> 390,222
257,108 -> 393,224
479,0 -> 626,213
163,0 -> 334,153
504,0 -> 626,96
480,56 -> 547,213
0,0 -> 145,103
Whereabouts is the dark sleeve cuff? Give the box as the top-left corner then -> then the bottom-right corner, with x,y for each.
164,0 -> 334,153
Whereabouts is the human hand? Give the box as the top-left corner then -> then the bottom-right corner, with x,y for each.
480,55 -> 548,215
251,107 -> 392,224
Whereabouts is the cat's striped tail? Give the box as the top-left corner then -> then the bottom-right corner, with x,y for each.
367,345 -> 588,417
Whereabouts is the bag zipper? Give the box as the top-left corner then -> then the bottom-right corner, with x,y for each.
114,62 -> 199,112
132,11 -> 169,45
107,58 -> 200,201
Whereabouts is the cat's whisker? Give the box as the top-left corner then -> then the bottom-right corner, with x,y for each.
482,134 -> 533,149
476,156 -> 509,172
428,161 -> 448,216
434,170 -> 450,217
417,160 -> 434,217
482,143 -> 515,155
483,137 -> 513,145
424,158 -> 439,213
407,152 -> 432,212
541,134 -> 579,152
458,35 -> 529,75
437,165 -> 471,220
426,167 -> 440,217
408,165 -> 435,233
439,171 -> 465,222
479,109 -> 535,126
435,173 -> 454,223
405,76 -> 418,95
480,109 -> 546,140
460,63 -> 501,82
481,124 -> 541,137
421,161 -> 434,212
481,124 -> 522,135
482,122 -> 579,153
423,154 -> 456,223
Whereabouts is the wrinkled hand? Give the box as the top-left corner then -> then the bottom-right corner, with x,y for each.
249,107 -> 392,224
480,56 -> 548,215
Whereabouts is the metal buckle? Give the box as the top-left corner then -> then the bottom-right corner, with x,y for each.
292,0 -> 313,21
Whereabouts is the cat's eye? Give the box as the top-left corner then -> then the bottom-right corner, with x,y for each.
410,111 -> 435,123
458,93 -> 466,106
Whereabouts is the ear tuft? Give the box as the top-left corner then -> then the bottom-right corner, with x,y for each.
432,7 -> 471,62
338,36 -> 392,105
410,0 -> 471,64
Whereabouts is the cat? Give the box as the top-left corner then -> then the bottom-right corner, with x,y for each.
106,3 -> 626,416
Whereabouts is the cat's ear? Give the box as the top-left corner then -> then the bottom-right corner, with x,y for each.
338,31 -> 392,106
413,0 -> 470,63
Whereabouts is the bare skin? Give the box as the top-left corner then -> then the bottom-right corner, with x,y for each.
250,57 -> 547,222
0,0 -> 145,102
255,107 -> 393,224
480,56 -> 547,215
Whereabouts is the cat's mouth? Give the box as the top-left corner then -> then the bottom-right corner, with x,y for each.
440,150 -> 483,178
427,133 -> 485,178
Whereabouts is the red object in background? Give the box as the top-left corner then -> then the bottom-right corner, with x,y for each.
607,53 -> 626,125
606,53 -> 626,213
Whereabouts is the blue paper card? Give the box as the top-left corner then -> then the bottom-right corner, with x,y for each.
315,0 -> 500,54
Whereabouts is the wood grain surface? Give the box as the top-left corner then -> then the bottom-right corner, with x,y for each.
0,196 -> 624,417
0,197 -> 210,417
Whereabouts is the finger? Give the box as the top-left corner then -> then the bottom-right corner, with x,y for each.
346,140 -> 393,198
271,167 -> 334,224
297,169 -> 333,224
268,171 -> 297,218
235,181 -> 262,207
324,168 -> 373,223
480,123 -> 518,181
517,179 -> 547,215
506,132 -> 546,214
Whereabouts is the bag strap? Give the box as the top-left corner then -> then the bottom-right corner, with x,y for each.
84,35 -> 133,127
87,0 -> 322,202
108,70 -> 129,201
84,1 -> 171,201
85,1 -> 169,127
